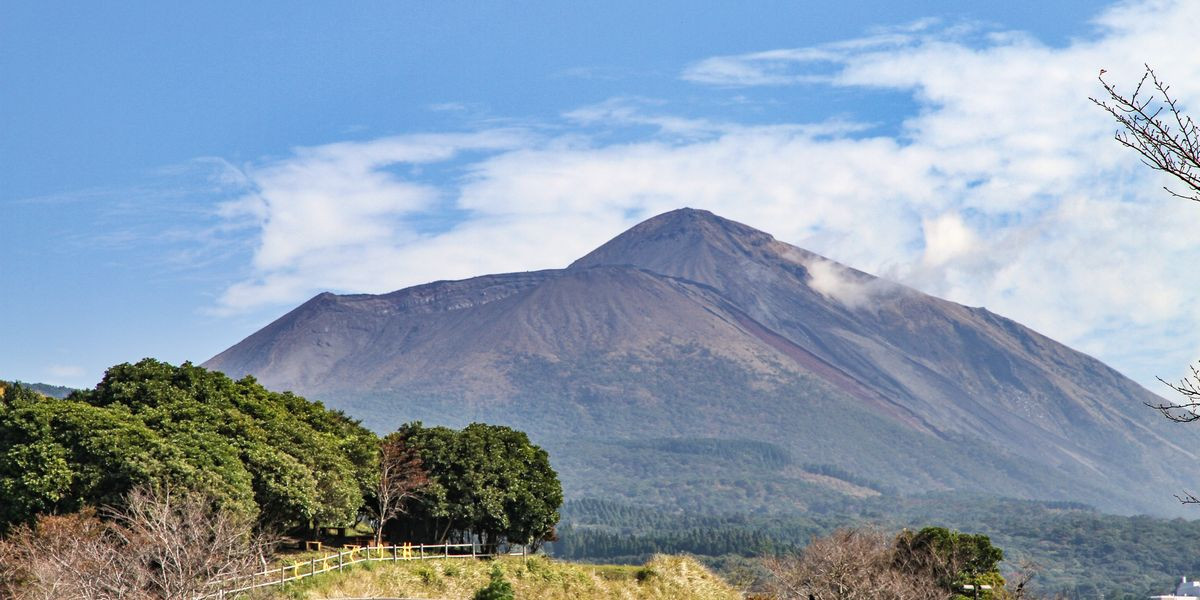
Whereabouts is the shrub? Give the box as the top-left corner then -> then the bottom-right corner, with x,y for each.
414,564 -> 439,585
635,566 -> 657,583
472,564 -> 515,600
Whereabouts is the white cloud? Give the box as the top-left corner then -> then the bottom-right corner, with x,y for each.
680,18 -> 961,86
921,213 -> 978,267
213,130 -> 531,314
45,365 -> 85,381
800,254 -> 900,310
213,0 -> 1200,388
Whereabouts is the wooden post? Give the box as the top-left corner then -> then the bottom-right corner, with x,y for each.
310,558 -> 315,578
338,551 -> 344,572
419,543 -> 424,560
392,544 -> 397,562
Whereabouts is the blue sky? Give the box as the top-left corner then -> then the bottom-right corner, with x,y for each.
4,0 -> 1200,391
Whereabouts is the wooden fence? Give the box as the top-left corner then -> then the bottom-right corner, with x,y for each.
201,542 -> 526,599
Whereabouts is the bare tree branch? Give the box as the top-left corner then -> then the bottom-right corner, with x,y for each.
763,529 -> 950,600
0,485 -> 275,600
1096,67 -> 1200,508
108,486 -> 275,599
1148,364 -> 1200,423
1092,65 -> 1200,202
367,435 -> 430,547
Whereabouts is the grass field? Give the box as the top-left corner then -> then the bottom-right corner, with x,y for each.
265,554 -> 741,600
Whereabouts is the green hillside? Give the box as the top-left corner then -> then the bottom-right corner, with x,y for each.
8,381 -> 74,398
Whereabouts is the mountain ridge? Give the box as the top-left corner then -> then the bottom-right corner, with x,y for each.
205,208 -> 1200,516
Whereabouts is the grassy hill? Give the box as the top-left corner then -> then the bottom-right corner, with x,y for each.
266,554 -> 740,600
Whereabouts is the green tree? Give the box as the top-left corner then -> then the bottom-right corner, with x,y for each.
0,360 -> 378,533
472,564 -> 515,600
0,383 -> 170,529
893,527 -> 1004,598
393,422 -> 562,552
0,383 -> 75,529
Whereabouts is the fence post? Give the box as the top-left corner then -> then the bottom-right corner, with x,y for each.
338,550 -> 344,572
419,543 -> 424,560
392,544 -> 397,562
279,564 -> 285,586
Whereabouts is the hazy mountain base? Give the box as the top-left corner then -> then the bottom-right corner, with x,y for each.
6,381 -> 74,399
552,495 -> 1200,600
333,346 -> 1143,515
304,345 -> 1200,599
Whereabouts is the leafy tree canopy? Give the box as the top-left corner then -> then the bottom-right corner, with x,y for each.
392,421 -> 562,550
0,360 -> 377,533
894,526 -> 1005,598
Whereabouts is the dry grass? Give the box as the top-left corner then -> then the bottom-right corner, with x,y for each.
267,554 -> 740,600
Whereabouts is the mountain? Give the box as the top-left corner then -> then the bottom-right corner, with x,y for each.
205,208 -> 1200,516
3,381 -> 75,399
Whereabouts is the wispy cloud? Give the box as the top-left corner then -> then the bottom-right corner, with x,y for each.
212,130 -> 533,314
680,18 -> 966,86
44,364 -> 86,385
210,0 -> 1200,388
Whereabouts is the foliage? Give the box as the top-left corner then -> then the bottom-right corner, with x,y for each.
893,527 -> 1004,598
0,360 -> 377,532
472,564 -> 515,600
392,422 -> 563,550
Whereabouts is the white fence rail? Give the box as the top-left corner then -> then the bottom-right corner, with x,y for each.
201,542 -> 526,599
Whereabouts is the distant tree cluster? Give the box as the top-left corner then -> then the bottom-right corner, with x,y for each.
555,523 -> 775,560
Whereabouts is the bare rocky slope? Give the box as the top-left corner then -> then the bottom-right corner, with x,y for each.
206,208 -> 1200,516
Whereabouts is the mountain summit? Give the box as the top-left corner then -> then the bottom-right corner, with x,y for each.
205,208 -> 1200,516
